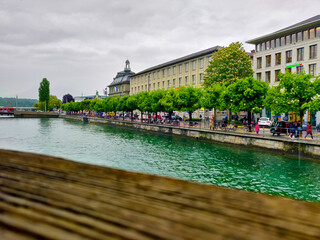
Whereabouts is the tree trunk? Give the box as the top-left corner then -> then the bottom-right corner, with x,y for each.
131,110 -> 133,121
141,112 -> 143,122
213,108 -> 217,124
122,111 -> 124,120
189,111 -> 192,122
248,111 -> 252,132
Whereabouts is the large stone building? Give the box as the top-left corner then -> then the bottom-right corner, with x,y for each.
130,46 -> 222,94
108,60 -> 135,97
246,15 -> 320,124
246,15 -> 320,85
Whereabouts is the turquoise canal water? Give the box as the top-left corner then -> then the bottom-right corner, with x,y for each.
0,118 -> 320,202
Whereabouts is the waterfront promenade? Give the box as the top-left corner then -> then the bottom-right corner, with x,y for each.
62,115 -> 320,160
0,149 -> 320,239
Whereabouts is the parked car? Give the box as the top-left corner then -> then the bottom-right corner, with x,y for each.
258,117 -> 272,127
270,121 -> 291,136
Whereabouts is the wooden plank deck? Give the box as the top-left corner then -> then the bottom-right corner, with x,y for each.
0,149 -> 320,240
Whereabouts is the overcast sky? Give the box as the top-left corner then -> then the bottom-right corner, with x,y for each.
1,0 -> 320,99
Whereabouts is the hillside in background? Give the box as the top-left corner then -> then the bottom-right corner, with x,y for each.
0,97 -> 38,107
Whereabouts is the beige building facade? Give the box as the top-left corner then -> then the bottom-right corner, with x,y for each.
130,46 -> 221,94
246,15 -> 320,86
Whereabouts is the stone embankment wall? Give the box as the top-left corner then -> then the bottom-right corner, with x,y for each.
62,115 -> 320,159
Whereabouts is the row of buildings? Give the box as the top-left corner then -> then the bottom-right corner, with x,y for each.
106,15 -> 320,124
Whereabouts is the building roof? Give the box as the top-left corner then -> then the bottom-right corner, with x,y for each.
246,15 -> 320,44
108,60 -> 135,87
132,45 -> 222,77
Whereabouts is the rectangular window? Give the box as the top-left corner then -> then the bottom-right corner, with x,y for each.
309,64 -> 316,77
153,83 -> 155,90
162,81 -> 165,89
275,70 -> 281,82
173,66 -> 176,75
135,87 -> 136,93
266,41 -> 270,50
275,53 -> 281,65
256,73 -> 261,81
179,65 -> 182,74
297,48 -> 304,61
286,50 -> 292,63
158,82 -> 160,89
158,71 -> 160,78
310,45 -> 317,59
271,39 -> 275,48
304,30 -> 309,40
286,68 -> 292,73
173,79 -> 176,87
192,75 -> 196,85
200,58 -> 204,68
317,27 -> 320,38
297,32 -> 302,42
261,42 -> 265,51
286,35 -> 291,45
185,63 -> 189,72
199,73 -> 203,83
275,38 -> 280,48
266,55 -> 271,67
148,84 -> 151,90
179,77 -> 182,86
310,28 -> 315,39
185,76 -> 188,86
167,68 -> 170,76
265,71 -> 271,83
145,84 -> 147,90
168,80 -> 170,88
141,85 -> 144,91
192,61 -> 196,70
281,37 -> 285,46
257,57 -> 262,69
291,33 -> 296,43
297,66 -> 303,75
256,44 -> 261,52
162,69 -> 165,77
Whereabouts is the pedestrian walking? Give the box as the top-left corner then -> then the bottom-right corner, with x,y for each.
255,124 -> 260,135
289,123 -> 296,139
209,118 -> 214,130
305,122 -> 314,139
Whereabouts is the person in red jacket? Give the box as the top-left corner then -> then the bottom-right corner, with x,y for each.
305,122 -> 314,139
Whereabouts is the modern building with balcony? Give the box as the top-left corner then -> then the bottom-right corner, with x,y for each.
129,46 -> 222,94
246,15 -> 320,124
246,15 -> 320,86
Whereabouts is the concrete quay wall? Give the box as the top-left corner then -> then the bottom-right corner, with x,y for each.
62,115 -> 320,160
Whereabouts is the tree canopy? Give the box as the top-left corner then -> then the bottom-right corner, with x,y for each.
264,71 -> 320,123
38,78 -> 50,110
62,94 -> 74,103
204,42 -> 253,87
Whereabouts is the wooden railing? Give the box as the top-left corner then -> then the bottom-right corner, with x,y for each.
0,149 -> 319,239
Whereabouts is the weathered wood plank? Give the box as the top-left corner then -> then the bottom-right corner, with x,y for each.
0,149 -> 320,239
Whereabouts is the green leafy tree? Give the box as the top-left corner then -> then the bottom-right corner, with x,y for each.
80,100 -> 91,112
126,95 -> 138,121
204,42 -> 253,87
150,90 -> 166,119
175,86 -> 202,121
118,96 -> 129,120
201,84 -> 224,122
38,78 -> 50,111
137,92 -> 152,121
160,89 -> 176,119
221,77 -> 269,130
265,71 -> 320,124
48,95 -> 61,111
